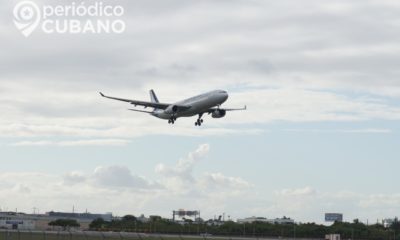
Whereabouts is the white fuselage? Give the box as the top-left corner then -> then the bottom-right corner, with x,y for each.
151,90 -> 228,119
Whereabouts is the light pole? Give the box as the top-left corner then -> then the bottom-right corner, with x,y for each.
293,224 -> 296,240
351,228 -> 354,240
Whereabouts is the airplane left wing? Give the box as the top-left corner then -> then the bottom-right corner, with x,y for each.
100,92 -> 169,109
100,92 -> 191,111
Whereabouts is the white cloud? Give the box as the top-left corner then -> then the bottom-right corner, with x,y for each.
10,139 -> 130,147
1,85 -> 397,140
251,187 -> 400,223
0,169 -> 399,223
341,128 -> 392,133
0,120 -> 263,139
62,171 -> 86,185
226,88 -> 400,124
359,194 -> 400,208
199,172 -> 252,191
91,165 -> 160,189
155,144 -> 252,200
0,142 -> 253,217
284,128 -> 392,134
276,186 -> 317,197
13,184 -> 31,194
61,166 -> 160,190
155,143 -> 210,181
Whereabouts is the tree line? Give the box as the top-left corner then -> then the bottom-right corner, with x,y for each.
88,215 -> 400,240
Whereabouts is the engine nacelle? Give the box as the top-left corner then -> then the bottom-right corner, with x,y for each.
211,109 -> 226,118
165,105 -> 178,114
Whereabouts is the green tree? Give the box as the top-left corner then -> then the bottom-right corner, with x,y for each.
123,215 -> 137,222
391,217 -> 400,231
48,219 -> 80,230
89,218 -> 106,230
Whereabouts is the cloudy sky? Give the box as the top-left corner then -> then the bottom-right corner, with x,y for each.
1,0 -> 400,223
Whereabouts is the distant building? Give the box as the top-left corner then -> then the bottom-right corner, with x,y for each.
325,213 -> 343,222
137,214 -> 150,223
47,211 -> 113,221
237,216 -> 294,224
382,218 -> 397,228
195,217 -> 204,223
0,211 -> 112,230
205,219 -> 224,226
0,219 -> 35,230
149,215 -> 162,223
237,216 -> 267,223
271,217 -> 295,224
325,234 -> 340,240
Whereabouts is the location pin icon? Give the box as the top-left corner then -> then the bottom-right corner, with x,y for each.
13,1 -> 41,37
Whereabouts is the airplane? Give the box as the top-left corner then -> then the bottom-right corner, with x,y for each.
99,89 -> 246,126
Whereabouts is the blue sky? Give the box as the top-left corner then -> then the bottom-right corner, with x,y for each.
1,0 -> 400,224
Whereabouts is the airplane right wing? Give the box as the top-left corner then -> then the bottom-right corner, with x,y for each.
206,105 -> 247,113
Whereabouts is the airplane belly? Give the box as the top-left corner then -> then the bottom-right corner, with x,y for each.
153,111 -> 170,119
177,107 -> 198,117
179,99 -> 219,117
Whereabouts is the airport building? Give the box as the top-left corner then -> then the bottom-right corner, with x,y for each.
0,211 -> 112,230
237,216 -> 294,224
325,234 -> 341,240
47,211 -> 112,222
0,219 -> 35,230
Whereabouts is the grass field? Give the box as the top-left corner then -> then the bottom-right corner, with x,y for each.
0,231 -> 212,240
1,231 -> 152,240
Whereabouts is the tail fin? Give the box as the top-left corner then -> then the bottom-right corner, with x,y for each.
149,89 -> 159,103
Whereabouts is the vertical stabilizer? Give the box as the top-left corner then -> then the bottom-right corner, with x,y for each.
149,89 -> 159,103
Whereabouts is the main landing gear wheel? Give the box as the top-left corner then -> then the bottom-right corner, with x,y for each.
195,114 -> 204,126
168,118 -> 176,124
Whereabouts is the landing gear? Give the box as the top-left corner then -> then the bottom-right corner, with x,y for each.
168,117 -> 176,124
194,114 -> 204,126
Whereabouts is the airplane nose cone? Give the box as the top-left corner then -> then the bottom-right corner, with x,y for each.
222,92 -> 228,101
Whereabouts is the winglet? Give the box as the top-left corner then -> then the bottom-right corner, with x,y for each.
244,105 -> 247,110
99,92 -> 105,97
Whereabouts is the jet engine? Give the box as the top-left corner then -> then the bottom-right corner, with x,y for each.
211,109 -> 226,118
165,105 -> 178,114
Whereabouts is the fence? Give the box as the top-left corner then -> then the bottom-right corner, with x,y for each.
0,230 -> 320,240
